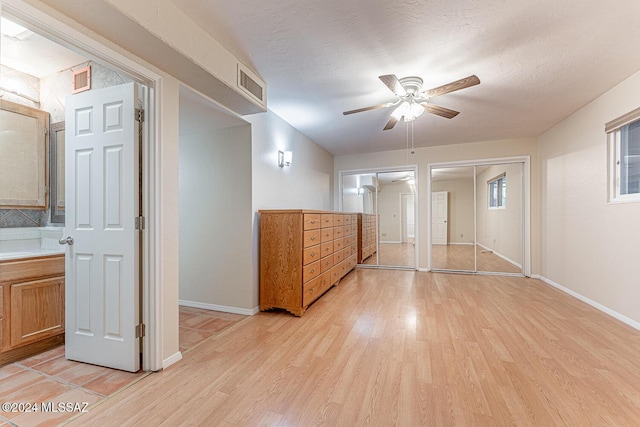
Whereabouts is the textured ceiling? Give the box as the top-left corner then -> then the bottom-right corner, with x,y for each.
174,0 -> 640,156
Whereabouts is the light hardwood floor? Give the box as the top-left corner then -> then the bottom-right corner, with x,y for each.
0,306 -> 244,426
432,244 -> 522,273
363,242 -> 415,267
63,269 -> 640,426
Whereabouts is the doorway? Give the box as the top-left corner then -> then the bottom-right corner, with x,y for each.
340,167 -> 418,269
1,7 -> 159,370
428,158 -> 530,276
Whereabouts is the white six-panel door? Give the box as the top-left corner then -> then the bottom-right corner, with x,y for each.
64,82 -> 140,372
431,191 -> 448,245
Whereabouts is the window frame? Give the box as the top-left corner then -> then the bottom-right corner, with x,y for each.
487,173 -> 506,209
607,107 -> 640,203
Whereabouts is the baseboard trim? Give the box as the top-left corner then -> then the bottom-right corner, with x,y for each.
162,351 -> 182,369
533,274 -> 640,331
448,242 -> 474,246
379,240 -> 401,244
179,299 -> 260,316
477,243 -> 522,269
418,267 -> 430,272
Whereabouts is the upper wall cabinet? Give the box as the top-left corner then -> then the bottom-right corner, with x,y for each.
0,100 -> 50,209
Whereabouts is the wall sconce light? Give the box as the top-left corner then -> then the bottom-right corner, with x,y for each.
278,150 -> 292,167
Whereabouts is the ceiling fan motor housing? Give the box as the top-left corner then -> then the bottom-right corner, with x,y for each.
399,76 -> 424,95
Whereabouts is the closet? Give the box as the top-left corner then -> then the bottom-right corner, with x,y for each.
429,159 -> 529,275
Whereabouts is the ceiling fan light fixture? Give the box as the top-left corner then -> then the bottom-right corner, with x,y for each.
404,102 -> 425,122
391,101 -> 409,120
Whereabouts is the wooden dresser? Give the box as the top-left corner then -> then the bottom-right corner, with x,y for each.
358,213 -> 377,263
259,210 -> 358,316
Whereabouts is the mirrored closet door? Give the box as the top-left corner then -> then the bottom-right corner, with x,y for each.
430,161 -> 525,275
341,169 -> 417,269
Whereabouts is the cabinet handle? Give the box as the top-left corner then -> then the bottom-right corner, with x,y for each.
311,237 -> 316,241
310,269 -> 315,273
311,253 -> 315,257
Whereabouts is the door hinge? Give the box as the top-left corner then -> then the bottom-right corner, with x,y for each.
135,108 -> 145,123
135,323 -> 146,338
135,216 -> 145,230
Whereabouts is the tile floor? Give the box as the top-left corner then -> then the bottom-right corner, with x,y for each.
0,306 -> 246,426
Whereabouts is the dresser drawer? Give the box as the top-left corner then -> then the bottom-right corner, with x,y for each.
302,275 -> 322,307
320,241 -> 334,257
330,261 -> 346,283
302,272 -> 332,307
344,235 -> 353,247
304,214 -> 321,230
334,237 -> 344,251
334,215 -> 344,225
303,260 -> 321,283
303,245 -> 322,265
321,214 -> 334,228
334,226 -> 344,239
343,215 -> 352,225
333,248 -> 345,264
303,229 -> 321,248
320,227 -> 334,243
320,254 -> 334,272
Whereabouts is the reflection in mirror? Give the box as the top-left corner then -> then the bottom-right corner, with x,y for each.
476,163 -> 522,273
372,171 -> 415,268
430,163 -> 524,274
342,170 -> 416,269
0,100 -> 49,208
50,121 -> 65,223
430,166 -> 476,271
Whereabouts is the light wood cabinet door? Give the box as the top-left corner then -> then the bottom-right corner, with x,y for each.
10,276 -> 64,348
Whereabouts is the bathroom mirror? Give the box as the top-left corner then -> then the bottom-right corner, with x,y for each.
50,121 -> 65,224
0,99 -> 50,208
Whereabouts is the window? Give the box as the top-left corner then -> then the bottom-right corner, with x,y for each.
488,174 -> 506,209
607,108 -> 640,202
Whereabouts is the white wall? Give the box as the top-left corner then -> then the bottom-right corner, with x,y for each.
246,110 -> 334,309
431,178 -> 475,244
476,163 -> 523,265
539,69 -> 640,325
179,125 -> 253,311
334,137 -> 539,271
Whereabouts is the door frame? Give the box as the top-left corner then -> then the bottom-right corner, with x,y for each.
338,165 -> 419,270
426,156 -> 531,277
4,1 -> 162,370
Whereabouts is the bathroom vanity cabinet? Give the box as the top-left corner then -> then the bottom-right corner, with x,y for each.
0,254 -> 65,365
259,210 -> 358,316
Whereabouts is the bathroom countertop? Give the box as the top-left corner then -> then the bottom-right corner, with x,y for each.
0,249 -> 65,262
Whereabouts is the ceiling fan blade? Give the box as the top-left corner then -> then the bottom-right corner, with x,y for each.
383,116 -> 399,130
343,103 -> 389,115
424,75 -> 480,98
379,74 -> 407,97
421,103 -> 460,119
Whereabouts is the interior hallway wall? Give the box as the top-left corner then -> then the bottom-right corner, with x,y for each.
245,110 -> 334,310
179,125 -> 253,312
539,68 -> 640,326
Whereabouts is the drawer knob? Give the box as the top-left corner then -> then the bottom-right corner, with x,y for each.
311,237 -> 316,241
311,253 -> 315,257
311,269 -> 315,273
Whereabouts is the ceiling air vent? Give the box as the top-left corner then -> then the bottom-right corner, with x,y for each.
237,63 -> 266,109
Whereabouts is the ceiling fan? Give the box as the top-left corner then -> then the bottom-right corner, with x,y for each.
343,74 -> 480,130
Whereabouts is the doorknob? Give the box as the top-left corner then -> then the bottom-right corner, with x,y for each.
59,236 -> 74,246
